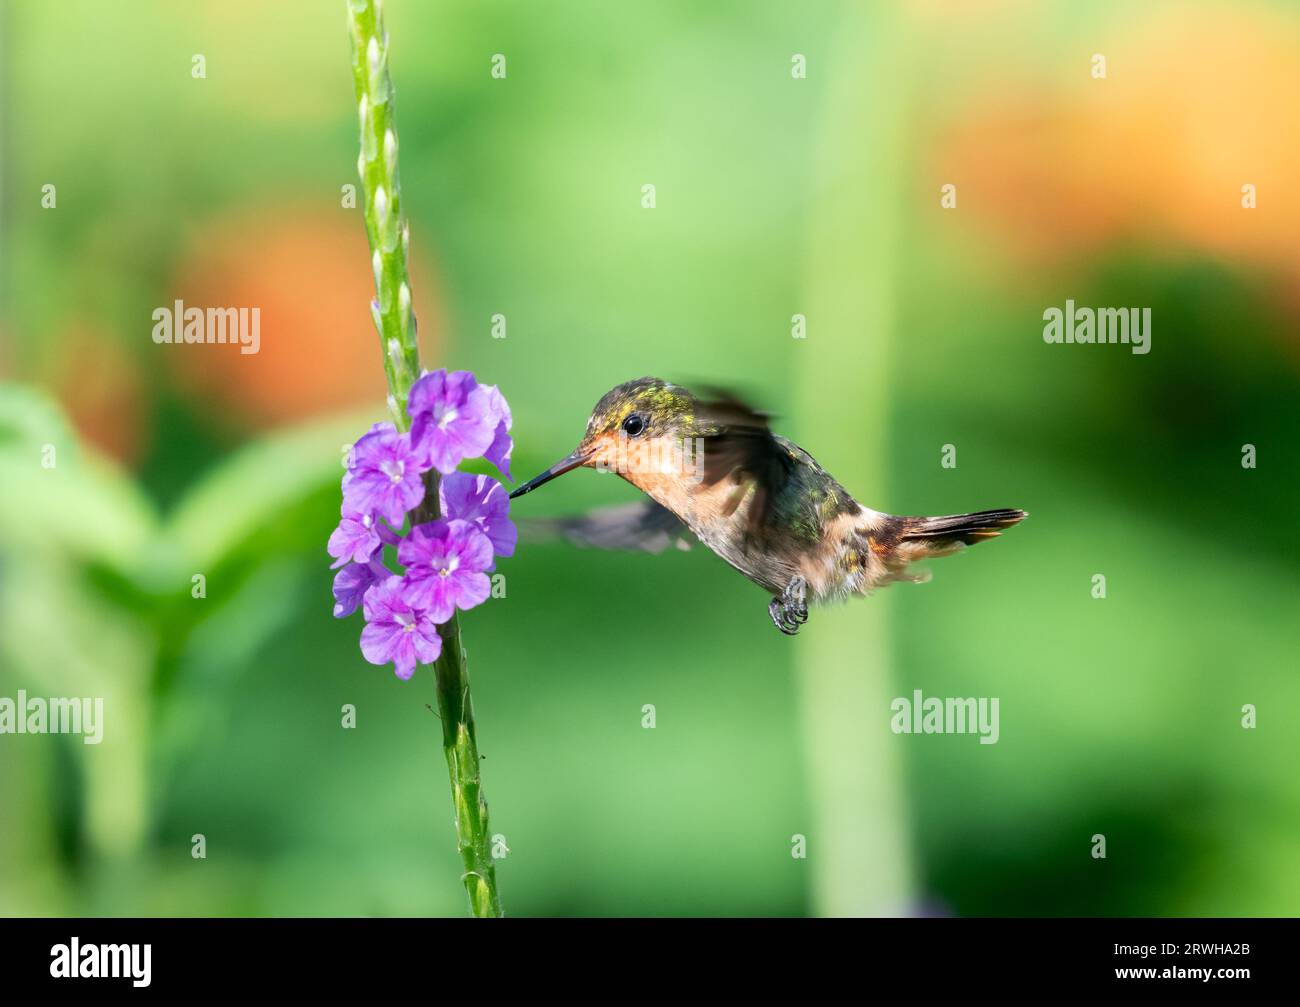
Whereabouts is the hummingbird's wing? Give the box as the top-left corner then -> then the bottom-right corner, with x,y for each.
519,500 -> 695,554
695,388 -> 796,546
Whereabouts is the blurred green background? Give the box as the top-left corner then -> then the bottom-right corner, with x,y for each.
2,0 -> 1298,917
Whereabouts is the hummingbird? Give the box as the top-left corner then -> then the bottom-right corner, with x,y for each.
509,377 -> 1026,634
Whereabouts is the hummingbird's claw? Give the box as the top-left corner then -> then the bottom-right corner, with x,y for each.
769,576 -> 809,635
769,598 -> 799,635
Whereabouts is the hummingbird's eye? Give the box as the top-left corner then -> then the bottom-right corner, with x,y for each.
621,413 -> 647,437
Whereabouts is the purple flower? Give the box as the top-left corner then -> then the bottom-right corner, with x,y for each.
408,370 -> 497,475
397,519 -> 494,623
440,472 -> 516,560
327,509 -> 383,568
359,575 -> 443,679
332,557 -> 386,618
481,384 -> 513,480
342,422 -> 428,526
331,371 -> 515,683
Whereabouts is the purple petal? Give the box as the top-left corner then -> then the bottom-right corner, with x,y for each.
332,561 -> 381,618
360,618 -> 402,665
344,424 -> 428,525
484,515 -> 517,557
361,574 -> 404,623
411,623 -> 443,665
449,570 -> 492,613
397,519 -> 451,570
434,482 -> 516,561
408,370 -> 471,443
484,421 -> 513,481
328,512 -> 381,568
481,385 -> 513,480
448,519 -> 495,574
409,370 -> 498,474
403,575 -> 456,624
438,471 -> 482,522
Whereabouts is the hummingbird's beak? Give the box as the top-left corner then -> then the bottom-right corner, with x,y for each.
509,447 -> 592,499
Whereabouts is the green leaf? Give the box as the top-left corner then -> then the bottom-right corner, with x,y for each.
163,411 -> 369,574
0,382 -> 157,573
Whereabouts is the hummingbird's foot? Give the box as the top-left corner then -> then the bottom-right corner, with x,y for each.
769,597 -> 797,635
784,576 -> 809,625
768,576 -> 809,635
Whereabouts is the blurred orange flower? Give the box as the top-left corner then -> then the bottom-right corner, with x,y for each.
169,207 -> 443,430
933,3 -> 1300,283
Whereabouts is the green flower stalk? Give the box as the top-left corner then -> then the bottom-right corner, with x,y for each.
347,0 -> 419,428
345,0 -> 504,918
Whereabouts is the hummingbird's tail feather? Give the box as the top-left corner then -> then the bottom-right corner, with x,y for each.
841,508 -> 1027,594
896,508 -> 1028,558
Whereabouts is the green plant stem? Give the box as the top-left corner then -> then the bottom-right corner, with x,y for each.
346,0 -> 503,918
793,2 -> 914,916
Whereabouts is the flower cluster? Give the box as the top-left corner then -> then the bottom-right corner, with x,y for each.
329,370 -> 515,679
